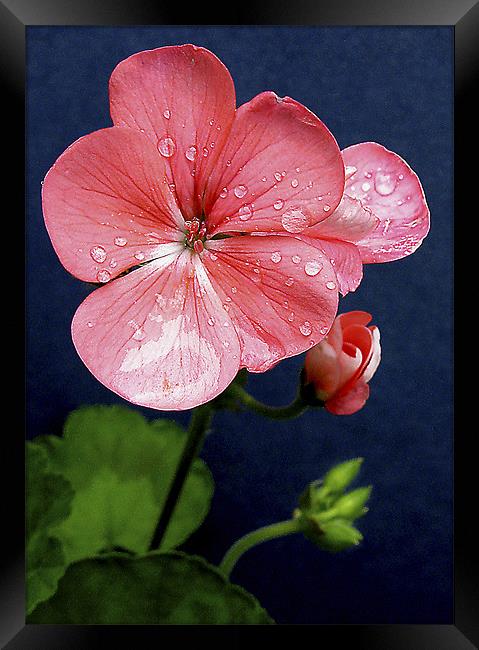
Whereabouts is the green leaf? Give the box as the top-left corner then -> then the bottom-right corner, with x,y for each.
28,552 -> 274,624
34,405 -> 214,563
26,443 -> 74,614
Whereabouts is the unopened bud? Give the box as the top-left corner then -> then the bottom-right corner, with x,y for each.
323,458 -> 363,493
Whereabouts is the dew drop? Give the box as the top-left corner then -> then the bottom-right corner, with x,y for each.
320,326 -> 329,334
185,145 -> 197,161
274,172 -> 282,182
300,321 -> 312,336
132,328 -> 145,341
375,172 -> 397,196
207,316 -> 215,326
234,185 -> 248,199
109,259 -> 117,268
231,286 -> 238,294
163,109 -> 171,119
97,269 -> 111,283
271,251 -> 282,263
219,187 -> 228,199
114,236 -> 127,247
202,147 -> 209,158
292,255 -> 301,264
281,207 -> 309,233
158,136 -> 176,158
361,182 -> 371,192
90,245 -> 107,263
87,321 -> 94,328
134,251 -> 146,261
291,178 -> 299,188
287,312 -> 295,322
304,260 -> 322,276
326,281 -> 336,290
323,204 -> 331,213
209,252 -> 218,261
238,204 -> 252,221
274,199 -> 284,211
285,277 -> 294,287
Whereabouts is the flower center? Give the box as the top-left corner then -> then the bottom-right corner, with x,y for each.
184,217 -> 207,254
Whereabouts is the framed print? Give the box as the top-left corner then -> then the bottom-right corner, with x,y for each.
1,0 -> 472,647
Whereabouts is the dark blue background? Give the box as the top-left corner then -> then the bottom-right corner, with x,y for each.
26,26 -> 453,624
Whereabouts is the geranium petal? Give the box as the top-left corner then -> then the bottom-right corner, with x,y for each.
204,92 -> 344,236
304,195 -> 378,242
326,380 -> 370,415
42,127 -> 184,283
71,248 -> 241,411
342,142 -> 430,262
341,324 -> 374,387
109,45 -> 236,220
338,311 -> 372,330
363,325 -> 381,383
338,342 -> 363,388
303,237 -> 364,296
304,341 -> 341,399
202,235 -> 339,371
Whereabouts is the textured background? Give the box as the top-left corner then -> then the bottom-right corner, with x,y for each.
26,26 -> 453,624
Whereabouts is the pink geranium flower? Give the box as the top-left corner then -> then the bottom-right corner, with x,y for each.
304,311 -> 381,415
42,45 -> 428,410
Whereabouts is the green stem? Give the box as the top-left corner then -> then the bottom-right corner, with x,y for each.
148,403 -> 213,551
226,382 -> 308,420
219,518 -> 304,578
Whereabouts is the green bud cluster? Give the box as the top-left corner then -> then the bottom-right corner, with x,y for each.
295,458 -> 371,553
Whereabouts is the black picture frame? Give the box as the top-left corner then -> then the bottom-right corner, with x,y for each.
4,1 -> 469,646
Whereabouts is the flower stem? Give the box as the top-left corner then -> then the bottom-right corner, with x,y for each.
219,518 -> 305,578
148,403 -> 213,551
226,382 -> 308,420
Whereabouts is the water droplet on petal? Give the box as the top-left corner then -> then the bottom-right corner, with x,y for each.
285,277 -> 294,287
207,316 -> 215,326
281,207 -> 309,233
158,136 -> 176,158
97,269 -> 111,283
231,286 -> 237,294
219,187 -> 228,199
292,255 -> 301,264
304,260 -> 322,276
209,252 -> 218,261
114,237 -> 127,247
361,182 -> 371,192
90,245 -> 107,263
185,146 -> 197,161
274,172 -> 282,182
375,172 -> 397,196
323,204 -> 331,213
163,109 -> 171,119
300,321 -> 312,336
326,281 -> 336,290
238,204 -> 252,221
87,321 -> 94,328
291,178 -> 299,188
234,185 -> 248,199
273,199 -> 284,211
134,251 -> 145,261
133,328 -> 145,341
287,312 -> 295,322
271,251 -> 282,263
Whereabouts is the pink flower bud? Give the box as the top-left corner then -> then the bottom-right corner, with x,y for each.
304,311 -> 381,415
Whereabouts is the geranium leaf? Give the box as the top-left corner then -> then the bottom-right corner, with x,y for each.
28,552 -> 274,624
33,405 -> 214,563
26,444 -> 74,614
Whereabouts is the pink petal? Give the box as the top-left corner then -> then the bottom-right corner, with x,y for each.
202,235 -> 339,372
342,142 -> 430,262
362,325 -> 381,383
343,324 -> 373,372
71,249 -> 241,411
303,237 -> 364,296
337,311 -> 372,331
204,92 -> 344,236
109,45 -> 236,220
326,380 -> 370,415
304,340 -> 341,399
337,342 -> 363,389
304,195 -> 378,242
42,127 -> 184,283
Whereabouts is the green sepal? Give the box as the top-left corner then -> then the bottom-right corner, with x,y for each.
322,458 -> 364,493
